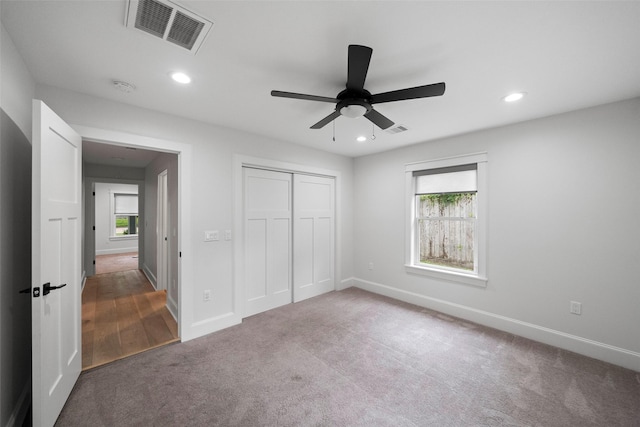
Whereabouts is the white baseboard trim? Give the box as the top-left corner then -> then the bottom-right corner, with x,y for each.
353,277 -> 640,372
6,376 -> 31,427
142,264 -> 157,289
337,277 -> 354,291
167,294 -> 178,321
182,312 -> 242,342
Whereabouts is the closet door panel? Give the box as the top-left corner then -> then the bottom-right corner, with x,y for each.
293,175 -> 335,302
243,168 -> 292,316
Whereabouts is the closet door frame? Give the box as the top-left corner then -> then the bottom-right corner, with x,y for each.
233,155 -> 343,319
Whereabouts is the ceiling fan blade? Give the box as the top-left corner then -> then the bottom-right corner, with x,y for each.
310,110 -> 342,129
346,45 -> 373,91
271,90 -> 338,103
364,108 -> 394,130
370,82 -> 446,104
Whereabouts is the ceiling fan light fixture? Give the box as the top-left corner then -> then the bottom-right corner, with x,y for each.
340,104 -> 367,118
503,92 -> 526,103
356,136 -> 367,142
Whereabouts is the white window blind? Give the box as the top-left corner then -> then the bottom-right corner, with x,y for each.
114,194 -> 138,215
414,164 -> 477,194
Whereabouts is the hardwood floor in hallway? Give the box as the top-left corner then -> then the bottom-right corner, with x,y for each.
82,267 -> 179,370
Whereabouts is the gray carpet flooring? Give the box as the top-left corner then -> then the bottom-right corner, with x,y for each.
56,288 -> 640,426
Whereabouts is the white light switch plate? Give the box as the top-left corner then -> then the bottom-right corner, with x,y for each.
204,230 -> 219,241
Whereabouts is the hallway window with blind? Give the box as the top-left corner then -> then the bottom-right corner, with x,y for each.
405,153 -> 488,287
112,193 -> 139,237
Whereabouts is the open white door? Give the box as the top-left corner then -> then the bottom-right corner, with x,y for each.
32,100 -> 82,427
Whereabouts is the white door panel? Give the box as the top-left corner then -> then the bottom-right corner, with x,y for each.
157,170 -> 169,291
243,168 -> 292,317
245,218 -> 267,301
293,175 -> 335,302
315,216 -> 333,284
294,217 -> 314,289
32,100 -> 82,427
271,217 -> 291,294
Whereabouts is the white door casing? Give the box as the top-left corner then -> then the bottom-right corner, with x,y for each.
243,168 -> 292,317
32,100 -> 82,427
293,174 -> 335,302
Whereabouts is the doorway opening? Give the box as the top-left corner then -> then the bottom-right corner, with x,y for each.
93,181 -> 140,275
81,138 -> 182,369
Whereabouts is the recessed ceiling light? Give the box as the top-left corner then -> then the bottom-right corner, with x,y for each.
503,92 -> 526,103
170,72 -> 191,84
356,136 -> 367,142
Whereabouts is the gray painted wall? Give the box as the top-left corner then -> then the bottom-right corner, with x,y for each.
34,83 -> 356,339
0,21 -> 35,427
353,97 -> 640,370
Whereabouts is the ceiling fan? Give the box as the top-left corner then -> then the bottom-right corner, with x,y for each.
271,45 -> 445,130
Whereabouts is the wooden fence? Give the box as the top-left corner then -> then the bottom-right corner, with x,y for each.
417,194 -> 476,271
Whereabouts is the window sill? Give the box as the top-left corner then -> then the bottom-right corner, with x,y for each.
109,235 -> 138,241
404,264 -> 488,288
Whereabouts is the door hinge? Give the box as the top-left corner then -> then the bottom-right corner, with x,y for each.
179,251 -> 182,258
33,287 -> 40,298
93,226 -> 95,231
93,260 -> 96,265
93,191 -> 95,196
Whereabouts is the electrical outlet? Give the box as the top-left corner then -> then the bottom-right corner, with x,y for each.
368,262 -> 374,270
570,301 -> 582,315
204,290 -> 211,301
224,229 -> 232,241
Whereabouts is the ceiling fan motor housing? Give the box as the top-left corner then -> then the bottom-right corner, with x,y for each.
337,88 -> 372,117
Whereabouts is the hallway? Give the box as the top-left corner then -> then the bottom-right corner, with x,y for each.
82,256 -> 179,370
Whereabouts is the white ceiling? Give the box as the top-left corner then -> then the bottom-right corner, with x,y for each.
3,1 -> 640,158
82,140 -> 160,168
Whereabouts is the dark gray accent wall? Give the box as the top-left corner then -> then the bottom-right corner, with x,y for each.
0,109 -> 32,426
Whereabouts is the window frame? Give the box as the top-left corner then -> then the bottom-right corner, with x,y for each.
110,191 -> 139,240
405,153 -> 488,287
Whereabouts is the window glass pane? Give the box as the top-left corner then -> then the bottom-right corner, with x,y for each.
416,193 -> 476,271
115,215 -> 139,236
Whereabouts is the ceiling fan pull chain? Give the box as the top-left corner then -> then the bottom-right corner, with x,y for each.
333,119 -> 336,142
372,123 -> 376,140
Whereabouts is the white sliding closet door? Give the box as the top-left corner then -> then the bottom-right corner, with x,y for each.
293,174 -> 335,302
243,168 -> 292,317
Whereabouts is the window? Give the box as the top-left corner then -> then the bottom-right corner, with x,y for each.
405,153 -> 487,287
112,193 -> 139,237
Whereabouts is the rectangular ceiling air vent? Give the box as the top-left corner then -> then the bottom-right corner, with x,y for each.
125,0 -> 212,54
385,125 -> 409,134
